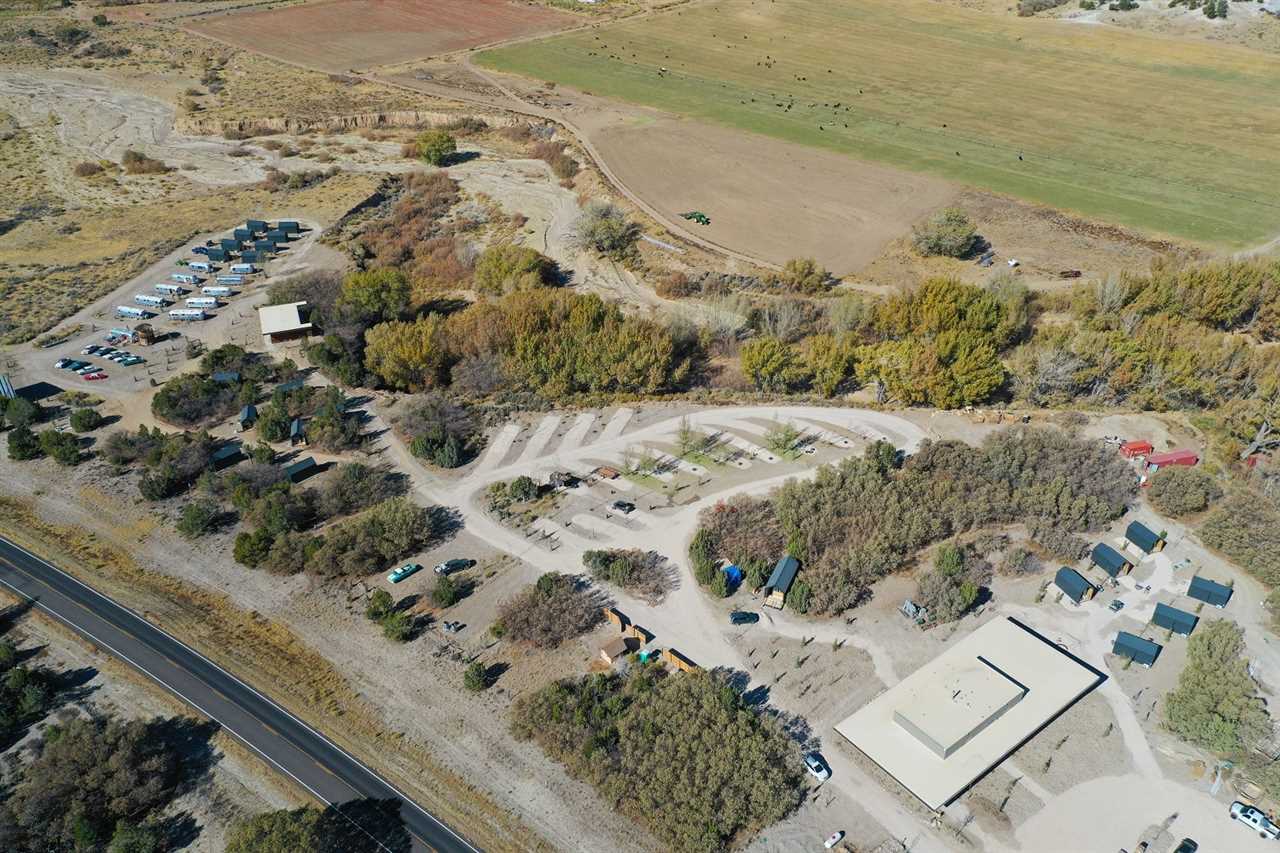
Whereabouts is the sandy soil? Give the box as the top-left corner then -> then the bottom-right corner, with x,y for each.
0,591 -> 298,851
187,0 -> 577,73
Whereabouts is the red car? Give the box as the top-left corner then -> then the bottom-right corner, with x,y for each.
84,371 -> 108,381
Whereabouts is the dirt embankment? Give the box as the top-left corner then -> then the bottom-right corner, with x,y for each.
175,108 -> 519,137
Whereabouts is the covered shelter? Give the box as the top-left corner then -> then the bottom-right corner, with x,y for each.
0,374 -> 14,400
1152,602 -> 1198,636
283,456 -> 317,483
1124,521 -> 1165,554
1054,567 -> 1096,605
246,219 -> 267,233
599,636 -> 634,665
1090,543 -> 1133,578
237,404 -> 257,431
1188,575 -> 1232,608
258,301 -> 314,346
210,443 -> 243,470
763,555 -> 799,609
835,617 -> 1104,810
289,418 -> 306,446
1113,631 -> 1161,667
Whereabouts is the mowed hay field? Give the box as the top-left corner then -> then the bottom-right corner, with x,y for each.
480,0 -> 1280,246
188,0 -> 575,73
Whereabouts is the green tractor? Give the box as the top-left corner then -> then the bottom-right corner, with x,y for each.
680,211 -> 711,226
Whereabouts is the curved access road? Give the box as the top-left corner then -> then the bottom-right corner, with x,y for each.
0,536 -> 475,853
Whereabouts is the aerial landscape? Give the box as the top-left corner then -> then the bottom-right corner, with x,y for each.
0,0 -> 1278,851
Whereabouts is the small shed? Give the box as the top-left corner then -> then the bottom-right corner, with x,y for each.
233,228 -> 252,242
1188,575 -> 1232,609
237,404 -> 257,431
1091,543 -> 1133,578
1125,521 -> 1165,554
1054,567 -> 1097,604
253,240 -> 277,254
276,377 -> 305,394
240,250 -> 262,264
1113,631 -> 1161,667
289,417 -> 306,446
283,456 -> 317,483
599,636 -> 634,665
211,370 -> 240,385
1146,449 -> 1199,471
1153,602 -> 1198,636
266,229 -> 290,243
219,238 -> 240,251
763,555 -> 799,609
205,248 -> 229,263
246,219 -> 268,233
276,220 -> 301,234
210,443 -> 243,470
1119,440 -> 1153,459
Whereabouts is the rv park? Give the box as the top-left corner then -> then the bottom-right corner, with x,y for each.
3,1 -> 1280,853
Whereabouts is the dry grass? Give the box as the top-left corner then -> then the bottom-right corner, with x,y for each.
0,497 -> 548,853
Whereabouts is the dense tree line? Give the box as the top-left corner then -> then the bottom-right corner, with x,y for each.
512,668 -> 803,853
582,549 -> 673,604
151,345 -> 295,428
256,385 -> 361,452
392,392 -> 480,468
692,429 -> 1133,613
226,802 -> 409,853
1164,620 -> 1267,755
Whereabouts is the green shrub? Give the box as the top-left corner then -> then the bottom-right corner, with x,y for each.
416,129 -> 456,166
912,207 -> 979,257
69,408 -> 104,433
1147,466 -> 1222,517
464,662 -> 488,692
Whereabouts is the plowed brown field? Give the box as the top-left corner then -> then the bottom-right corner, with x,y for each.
188,0 -> 574,73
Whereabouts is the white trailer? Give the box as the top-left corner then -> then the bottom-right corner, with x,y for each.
155,282 -> 185,295
188,261 -> 214,272
171,272 -> 200,285
230,263 -> 256,275
168,308 -> 206,321
134,294 -> 167,307
115,305 -> 146,319
186,296 -> 219,308
214,275 -> 244,285
202,286 -> 234,297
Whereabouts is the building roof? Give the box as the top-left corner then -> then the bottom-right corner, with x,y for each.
1090,543 -> 1131,578
1153,602 -> 1198,636
1147,449 -> 1199,467
834,617 -> 1104,810
1120,440 -> 1153,456
211,370 -> 240,384
239,404 -> 257,423
289,418 -> 304,438
1188,575 -> 1232,608
0,374 -> 15,400
1054,567 -> 1094,604
283,457 -> 317,481
1124,521 -> 1163,554
258,301 -> 313,336
276,377 -> 305,394
210,443 -> 243,463
1113,631 -> 1161,666
765,555 -> 799,593
600,636 -> 631,662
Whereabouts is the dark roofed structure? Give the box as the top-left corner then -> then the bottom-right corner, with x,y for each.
1188,575 -> 1232,608
210,443 -> 243,469
1113,631 -> 1161,667
246,219 -> 267,233
763,555 -> 800,609
211,370 -> 240,385
238,404 -> 257,430
1054,567 -> 1096,604
1152,602 -> 1198,636
1090,543 -> 1133,578
1125,521 -> 1164,554
283,456 -> 317,483
276,377 -> 305,394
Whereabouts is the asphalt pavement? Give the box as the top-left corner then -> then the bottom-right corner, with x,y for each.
0,535 -> 477,853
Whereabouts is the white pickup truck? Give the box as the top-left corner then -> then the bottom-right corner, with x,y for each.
1231,801 -> 1280,840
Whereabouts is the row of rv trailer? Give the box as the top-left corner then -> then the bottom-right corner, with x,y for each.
114,220 -> 298,323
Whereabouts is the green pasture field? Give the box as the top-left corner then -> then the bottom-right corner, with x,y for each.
479,0 -> 1280,246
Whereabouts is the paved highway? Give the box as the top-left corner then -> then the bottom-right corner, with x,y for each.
0,535 -> 476,853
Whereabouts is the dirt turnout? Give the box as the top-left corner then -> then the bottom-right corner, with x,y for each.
188,0 -> 576,73
591,112 -> 958,274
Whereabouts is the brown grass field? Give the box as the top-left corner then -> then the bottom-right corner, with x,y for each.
188,0 -> 577,73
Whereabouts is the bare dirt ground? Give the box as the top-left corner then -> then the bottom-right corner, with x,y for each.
187,0 -> 577,73
0,591 -> 298,851
588,110 -> 959,275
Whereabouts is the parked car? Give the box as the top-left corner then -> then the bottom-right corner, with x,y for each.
824,831 -> 844,849
1109,599 -> 1125,612
192,246 -> 210,256
81,345 -> 101,355
84,372 -> 108,381
121,356 -> 144,366
1171,839 -> 1197,853
729,611 -> 760,625
1231,802 -> 1280,839
611,500 -> 636,514
804,752 -> 830,781
54,358 -> 70,369
75,365 -> 98,375
434,559 -> 473,575
386,563 -> 422,584
442,621 -> 462,634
